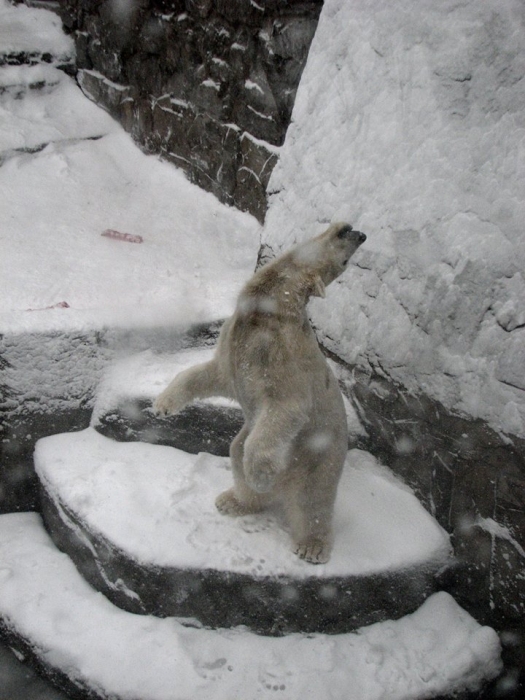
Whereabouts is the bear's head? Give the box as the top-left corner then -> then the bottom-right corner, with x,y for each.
292,222 -> 366,298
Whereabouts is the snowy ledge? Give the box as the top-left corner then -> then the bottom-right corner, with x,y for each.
90,347 -> 363,458
0,0 -> 73,59
35,430 -> 451,579
35,428 -> 452,633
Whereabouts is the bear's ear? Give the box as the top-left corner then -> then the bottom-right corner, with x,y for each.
310,274 -> 326,298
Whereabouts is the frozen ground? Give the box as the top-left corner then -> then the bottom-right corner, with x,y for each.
0,1 -> 508,698
263,0 -> 525,439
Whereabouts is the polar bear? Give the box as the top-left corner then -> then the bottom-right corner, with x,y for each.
154,223 -> 366,563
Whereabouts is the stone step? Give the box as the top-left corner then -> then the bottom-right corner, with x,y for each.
36,427 -> 452,635
91,346 -> 366,456
0,322 -> 221,514
91,347 -> 244,457
0,63 -> 61,99
0,512 -> 502,700
0,62 -> 118,163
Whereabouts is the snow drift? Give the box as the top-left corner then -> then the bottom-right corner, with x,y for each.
263,0 -> 525,439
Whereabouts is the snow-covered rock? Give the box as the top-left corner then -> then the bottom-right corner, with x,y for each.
91,347 -> 244,457
0,129 -> 260,323
33,428 -> 452,633
263,0 -> 525,439
35,428 -> 451,579
0,512 -> 502,700
0,0 -> 73,64
91,347 -> 236,425
90,348 -> 364,451
0,64 -> 116,154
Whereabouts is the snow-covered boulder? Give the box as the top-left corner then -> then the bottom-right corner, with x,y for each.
263,0 -> 525,440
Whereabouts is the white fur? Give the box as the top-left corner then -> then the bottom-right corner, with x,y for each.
155,223 -> 366,563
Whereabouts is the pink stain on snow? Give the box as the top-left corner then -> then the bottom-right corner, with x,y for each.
27,301 -> 70,312
101,229 -> 144,244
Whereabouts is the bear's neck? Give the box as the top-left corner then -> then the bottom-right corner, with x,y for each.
240,256 -> 316,321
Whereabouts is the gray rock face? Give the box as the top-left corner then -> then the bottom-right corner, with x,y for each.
335,358 -> 525,632
259,0 -> 525,640
58,0 -> 322,221
262,0 -> 525,440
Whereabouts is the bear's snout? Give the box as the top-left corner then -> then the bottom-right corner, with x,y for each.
335,223 -> 366,244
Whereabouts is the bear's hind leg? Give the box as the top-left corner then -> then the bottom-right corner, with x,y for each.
282,458 -> 342,565
216,425 -> 269,516
243,401 -> 308,493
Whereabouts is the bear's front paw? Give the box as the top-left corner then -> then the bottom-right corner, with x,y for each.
216,489 -> 258,516
153,391 -> 181,417
294,539 -> 331,565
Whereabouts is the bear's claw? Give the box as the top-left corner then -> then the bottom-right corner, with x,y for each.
294,540 -> 331,565
153,393 -> 183,416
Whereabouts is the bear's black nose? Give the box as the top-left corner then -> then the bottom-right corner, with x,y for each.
357,231 -> 366,243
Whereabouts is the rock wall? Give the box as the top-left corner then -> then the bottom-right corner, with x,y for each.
58,0 -> 322,222
263,0 -> 525,441
262,0 -> 525,634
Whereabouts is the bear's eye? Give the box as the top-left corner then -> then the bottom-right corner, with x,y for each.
342,258 -> 349,266
337,224 -> 353,239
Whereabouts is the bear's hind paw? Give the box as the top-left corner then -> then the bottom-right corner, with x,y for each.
294,540 -> 331,565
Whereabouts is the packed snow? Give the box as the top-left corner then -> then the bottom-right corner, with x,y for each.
0,63 -> 116,153
0,126 -> 260,328
0,2 -> 260,337
0,513 -> 502,700
91,347 -> 237,423
263,0 -> 525,439
0,129 -> 259,331
0,0 -> 72,59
